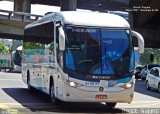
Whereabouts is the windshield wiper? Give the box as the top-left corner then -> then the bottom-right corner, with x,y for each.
104,47 -> 120,73
105,52 -> 117,72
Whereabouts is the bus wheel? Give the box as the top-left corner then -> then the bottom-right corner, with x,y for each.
105,102 -> 116,109
158,83 -> 160,93
50,81 -> 62,105
27,71 -> 33,92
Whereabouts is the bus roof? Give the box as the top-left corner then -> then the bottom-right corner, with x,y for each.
25,11 -> 130,29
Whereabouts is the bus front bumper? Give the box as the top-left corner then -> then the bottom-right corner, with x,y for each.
61,84 -> 134,103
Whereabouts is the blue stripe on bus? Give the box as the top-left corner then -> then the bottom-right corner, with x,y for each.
68,75 -> 132,83
68,75 -> 100,82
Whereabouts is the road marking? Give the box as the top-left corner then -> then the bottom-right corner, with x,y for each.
133,102 -> 160,108
0,79 -> 22,81
144,102 -> 160,107
118,101 -> 160,108
0,103 -> 9,109
0,103 -> 19,114
132,101 -> 160,102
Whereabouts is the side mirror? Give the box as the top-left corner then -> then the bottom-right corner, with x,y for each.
131,31 -> 144,53
58,27 -> 65,51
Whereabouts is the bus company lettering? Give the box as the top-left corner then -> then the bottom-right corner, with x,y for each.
93,76 -> 110,79
85,82 -> 99,85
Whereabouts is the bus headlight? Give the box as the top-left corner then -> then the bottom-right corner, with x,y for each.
126,83 -> 132,88
69,82 -> 76,87
120,82 -> 134,89
66,80 -> 82,88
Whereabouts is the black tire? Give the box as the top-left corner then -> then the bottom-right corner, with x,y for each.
146,81 -> 151,90
135,74 -> 138,80
27,71 -> 33,92
158,83 -> 160,93
50,80 -> 62,105
105,102 -> 116,109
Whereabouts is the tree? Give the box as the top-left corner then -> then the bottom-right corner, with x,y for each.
49,42 -> 54,51
0,41 -> 9,53
140,48 -> 160,65
23,42 -> 45,49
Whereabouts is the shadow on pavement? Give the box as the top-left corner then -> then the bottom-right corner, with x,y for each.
134,80 -> 160,99
2,88 -> 127,113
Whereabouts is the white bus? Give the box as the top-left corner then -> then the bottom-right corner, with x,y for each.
22,11 -> 144,108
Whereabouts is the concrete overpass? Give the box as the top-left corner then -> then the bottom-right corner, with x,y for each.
0,0 -> 130,40
0,9 -> 42,40
129,0 -> 160,48
0,0 -> 160,48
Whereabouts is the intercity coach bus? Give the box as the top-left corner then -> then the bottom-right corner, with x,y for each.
22,11 -> 144,108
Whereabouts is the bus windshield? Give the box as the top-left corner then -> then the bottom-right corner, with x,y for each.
65,26 -> 134,75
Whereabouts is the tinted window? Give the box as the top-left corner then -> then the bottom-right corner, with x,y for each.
154,69 -> 159,76
148,64 -> 160,70
150,69 -> 155,75
14,50 -> 22,66
65,26 -> 134,75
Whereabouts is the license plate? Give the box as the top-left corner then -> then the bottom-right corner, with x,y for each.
95,95 -> 107,99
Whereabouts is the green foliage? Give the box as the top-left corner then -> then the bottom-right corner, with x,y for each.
140,48 -> 160,65
49,42 -> 54,51
23,42 -> 45,49
0,41 -> 9,53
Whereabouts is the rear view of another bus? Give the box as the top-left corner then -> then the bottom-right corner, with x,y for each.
12,46 -> 22,72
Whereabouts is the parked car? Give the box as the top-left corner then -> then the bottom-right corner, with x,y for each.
135,65 -> 143,79
146,67 -> 160,93
141,64 -> 160,80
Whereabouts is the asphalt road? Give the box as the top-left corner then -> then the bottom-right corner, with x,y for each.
0,72 -> 160,114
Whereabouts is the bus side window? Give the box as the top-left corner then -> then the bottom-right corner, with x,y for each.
56,26 -> 65,69
56,27 -> 59,60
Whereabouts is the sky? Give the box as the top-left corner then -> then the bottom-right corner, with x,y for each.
0,1 -> 90,16
0,1 -> 60,15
